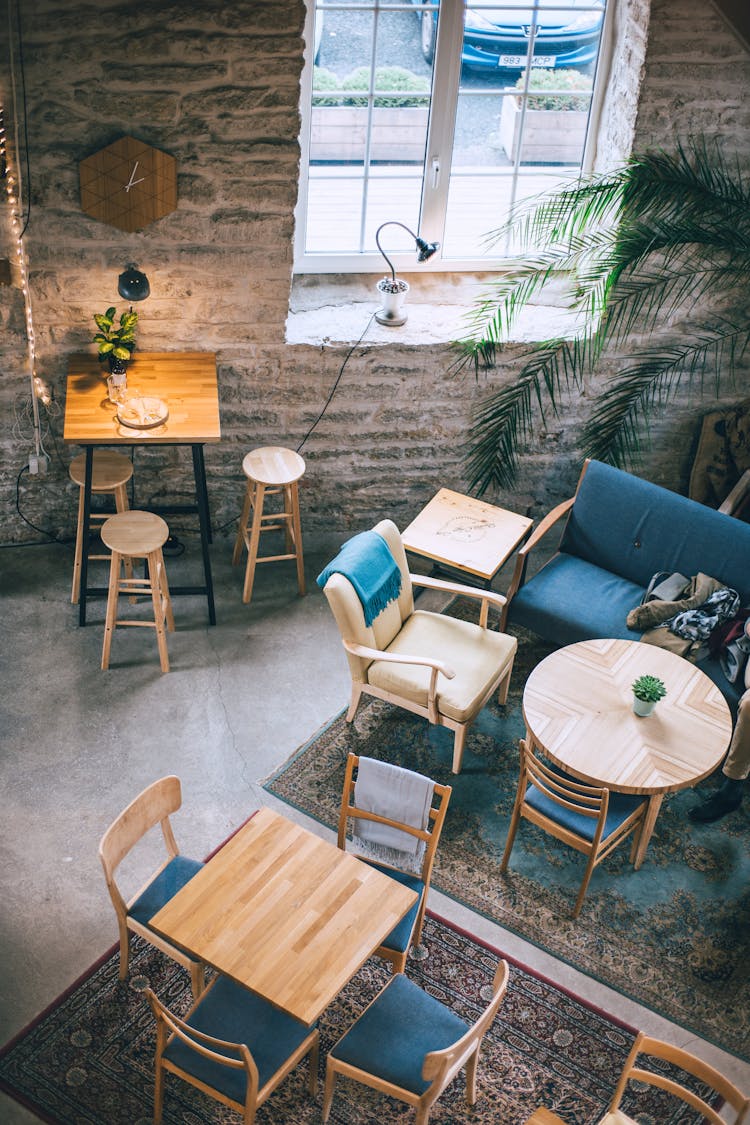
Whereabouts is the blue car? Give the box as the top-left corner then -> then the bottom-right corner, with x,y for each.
413,1 -> 604,73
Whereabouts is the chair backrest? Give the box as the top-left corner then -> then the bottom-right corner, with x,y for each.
338,752 -> 451,881
98,776 -> 183,915
422,960 -> 509,1094
609,1032 -> 750,1124
321,519 -> 414,679
520,740 -> 609,849
145,986 -> 259,1111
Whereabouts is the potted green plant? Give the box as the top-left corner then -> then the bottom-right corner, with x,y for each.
631,674 -> 667,717
497,68 -> 592,164
93,306 -> 138,376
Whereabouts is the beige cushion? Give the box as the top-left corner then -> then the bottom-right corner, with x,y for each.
598,1112 -> 636,1125
367,610 -> 517,722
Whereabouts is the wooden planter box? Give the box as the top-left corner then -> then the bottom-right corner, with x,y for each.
310,106 -> 429,163
499,98 -> 589,165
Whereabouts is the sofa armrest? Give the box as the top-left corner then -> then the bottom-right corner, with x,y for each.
719,469 -> 750,519
500,496 -> 575,630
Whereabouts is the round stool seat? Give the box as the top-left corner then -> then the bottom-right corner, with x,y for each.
101,510 -> 169,556
69,450 -> 133,492
241,446 -> 305,487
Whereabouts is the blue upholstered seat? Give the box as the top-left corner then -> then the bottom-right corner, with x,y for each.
163,975 -> 316,1105
362,860 -> 424,953
329,973 -> 468,1096
525,767 -> 645,841
128,854 -> 204,927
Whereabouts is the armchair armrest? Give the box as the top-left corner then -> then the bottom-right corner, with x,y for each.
410,572 -> 507,629
719,469 -> 750,518
500,495 -> 575,630
343,639 -> 455,723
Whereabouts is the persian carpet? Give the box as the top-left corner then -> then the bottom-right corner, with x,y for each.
265,609 -> 750,1061
0,915 -> 718,1124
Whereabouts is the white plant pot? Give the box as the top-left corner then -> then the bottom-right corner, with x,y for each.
375,277 -> 409,326
633,696 -> 657,717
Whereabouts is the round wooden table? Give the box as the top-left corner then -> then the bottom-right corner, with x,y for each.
522,638 -> 732,867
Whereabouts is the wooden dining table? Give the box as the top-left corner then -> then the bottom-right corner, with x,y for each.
150,806 -> 419,1026
523,638 -> 733,867
63,352 -> 221,625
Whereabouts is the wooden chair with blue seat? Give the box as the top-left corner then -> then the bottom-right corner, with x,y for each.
319,518 -> 518,774
98,775 -> 206,999
599,1031 -> 750,1124
145,976 -> 319,1125
337,752 -> 451,973
322,957 -> 509,1124
501,739 -> 649,918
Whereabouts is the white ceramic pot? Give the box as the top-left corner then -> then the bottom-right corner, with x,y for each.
633,696 -> 657,717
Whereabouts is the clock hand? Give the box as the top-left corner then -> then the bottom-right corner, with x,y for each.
124,161 -> 146,193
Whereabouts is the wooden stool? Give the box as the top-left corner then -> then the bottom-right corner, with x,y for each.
100,511 -> 175,673
69,451 -> 133,604
232,446 -> 306,604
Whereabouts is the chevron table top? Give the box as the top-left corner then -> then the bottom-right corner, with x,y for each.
522,638 -> 732,797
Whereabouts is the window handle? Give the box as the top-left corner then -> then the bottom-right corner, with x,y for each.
431,157 -> 440,189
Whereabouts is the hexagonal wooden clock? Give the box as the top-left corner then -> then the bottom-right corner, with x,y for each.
79,135 -> 177,233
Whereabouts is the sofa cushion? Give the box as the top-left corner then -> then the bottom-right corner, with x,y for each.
560,460 -> 750,598
509,555 -> 644,647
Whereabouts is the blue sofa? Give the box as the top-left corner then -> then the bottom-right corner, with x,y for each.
501,459 -> 750,713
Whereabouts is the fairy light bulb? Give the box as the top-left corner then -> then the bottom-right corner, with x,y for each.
0,105 -> 40,394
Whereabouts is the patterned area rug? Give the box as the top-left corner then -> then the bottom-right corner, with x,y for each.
0,916 -> 718,1124
265,609 -> 750,1062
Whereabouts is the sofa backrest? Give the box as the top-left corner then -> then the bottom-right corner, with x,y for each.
559,460 -> 750,600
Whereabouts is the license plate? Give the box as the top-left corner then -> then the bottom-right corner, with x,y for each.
498,54 -> 556,67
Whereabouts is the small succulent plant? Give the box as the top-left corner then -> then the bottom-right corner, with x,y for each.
632,674 -> 667,703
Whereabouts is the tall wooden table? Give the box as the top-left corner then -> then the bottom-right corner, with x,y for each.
402,487 -> 532,588
523,638 -> 732,867
150,806 -> 418,1025
64,352 -> 220,625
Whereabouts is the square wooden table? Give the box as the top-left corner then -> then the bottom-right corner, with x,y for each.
150,806 -> 419,1026
402,487 -> 532,588
64,352 -> 220,625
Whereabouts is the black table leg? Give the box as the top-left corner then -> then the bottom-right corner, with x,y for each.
192,443 -> 216,625
78,446 -> 94,626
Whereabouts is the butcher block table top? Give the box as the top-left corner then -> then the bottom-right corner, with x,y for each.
150,806 -> 418,1025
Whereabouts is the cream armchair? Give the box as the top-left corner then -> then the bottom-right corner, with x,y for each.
320,519 -> 517,774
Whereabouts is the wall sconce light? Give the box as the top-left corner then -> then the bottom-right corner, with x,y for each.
374,221 -> 439,327
117,264 -> 150,302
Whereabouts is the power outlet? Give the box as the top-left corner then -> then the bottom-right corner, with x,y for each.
28,453 -> 49,475
37,453 -> 49,475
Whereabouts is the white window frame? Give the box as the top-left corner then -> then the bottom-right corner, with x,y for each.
294,0 -> 615,275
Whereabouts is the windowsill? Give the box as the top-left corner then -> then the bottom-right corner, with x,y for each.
286,271 -> 582,347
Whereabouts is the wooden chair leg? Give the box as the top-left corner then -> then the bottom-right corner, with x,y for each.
242,482 -> 265,604
308,1035 -> 320,1095
497,654 -> 515,706
113,483 -> 134,586
290,479 -> 306,595
572,853 -> 599,918
189,959 -> 205,1000
101,551 -> 120,670
149,549 -> 171,673
500,791 -> 524,873
232,479 -> 253,565
465,1044 -> 480,1105
346,683 -> 364,723
157,550 -> 175,632
451,724 -> 468,774
322,1062 -> 337,1123
153,1059 -> 165,1125
117,921 -> 130,979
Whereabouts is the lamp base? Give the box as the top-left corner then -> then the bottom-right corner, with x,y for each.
375,307 -> 408,327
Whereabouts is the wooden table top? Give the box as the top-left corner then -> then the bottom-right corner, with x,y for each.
150,806 -> 418,1025
64,352 -> 220,445
523,638 -> 732,795
402,487 -> 532,580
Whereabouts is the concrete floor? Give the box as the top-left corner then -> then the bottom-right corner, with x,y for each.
1,535 -> 747,1123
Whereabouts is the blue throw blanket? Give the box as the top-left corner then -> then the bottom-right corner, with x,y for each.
316,530 -> 402,626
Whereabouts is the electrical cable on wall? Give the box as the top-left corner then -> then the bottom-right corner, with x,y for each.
296,312 -> 375,455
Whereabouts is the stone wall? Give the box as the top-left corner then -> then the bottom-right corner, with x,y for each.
1,0 -> 749,556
